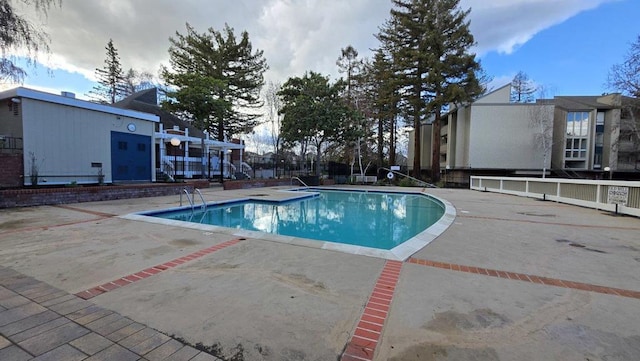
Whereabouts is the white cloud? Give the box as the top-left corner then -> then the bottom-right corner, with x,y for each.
14,0 -> 618,86
464,0 -> 617,55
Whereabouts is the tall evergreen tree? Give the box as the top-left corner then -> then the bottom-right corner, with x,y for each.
378,0 -> 482,181
368,48 -> 401,167
510,71 -> 536,103
161,23 -> 267,141
0,0 -> 60,83
88,39 -> 126,104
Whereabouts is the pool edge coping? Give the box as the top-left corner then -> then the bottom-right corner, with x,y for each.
119,187 -> 456,261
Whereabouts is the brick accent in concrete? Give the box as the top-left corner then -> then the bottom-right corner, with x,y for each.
75,238 -> 244,300
407,257 -> 640,299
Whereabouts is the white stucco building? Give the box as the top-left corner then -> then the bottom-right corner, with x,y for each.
408,84 -> 636,184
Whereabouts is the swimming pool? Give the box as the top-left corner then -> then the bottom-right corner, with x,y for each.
127,188 -> 456,260
150,189 -> 443,250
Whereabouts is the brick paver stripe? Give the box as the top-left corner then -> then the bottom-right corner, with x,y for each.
75,238 -> 244,300
407,258 -> 640,299
341,260 -> 403,361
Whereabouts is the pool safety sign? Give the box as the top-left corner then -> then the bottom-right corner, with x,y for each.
607,186 -> 629,205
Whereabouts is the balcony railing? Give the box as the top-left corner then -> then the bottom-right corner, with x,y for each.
0,136 -> 23,150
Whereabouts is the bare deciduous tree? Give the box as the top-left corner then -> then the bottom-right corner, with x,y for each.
608,35 -> 640,170
528,87 -> 554,178
264,81 -> 283,174
511,71 -> 537,103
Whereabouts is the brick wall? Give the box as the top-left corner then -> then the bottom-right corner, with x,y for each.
0,153 -> 23,188
0,180 -> 210,208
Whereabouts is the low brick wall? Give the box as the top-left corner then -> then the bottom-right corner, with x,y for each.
0,153 -> 23,188
0,180 -> 210,208
223,178 -> 296,190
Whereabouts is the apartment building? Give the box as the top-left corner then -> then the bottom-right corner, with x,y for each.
408,84 -> 638,184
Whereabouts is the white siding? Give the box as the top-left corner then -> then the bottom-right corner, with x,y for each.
21,98 -> 155,185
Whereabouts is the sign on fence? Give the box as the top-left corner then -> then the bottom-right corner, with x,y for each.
607,186 -> 629,205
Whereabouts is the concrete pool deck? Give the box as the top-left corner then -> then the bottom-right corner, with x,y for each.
1,186 -> 639,360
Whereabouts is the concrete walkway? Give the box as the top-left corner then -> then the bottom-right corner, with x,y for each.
0,186 -> 639,360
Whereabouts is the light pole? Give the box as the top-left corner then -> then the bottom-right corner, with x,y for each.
170,137 -> 180,181
227,149 -> 233,179
281,159 -> 285,178
604,166 -> 612,180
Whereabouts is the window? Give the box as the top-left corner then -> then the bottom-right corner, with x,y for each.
566,112 -> 589,136
595,133 -> 604,147
593,153 -> 602,169
596,112 -> 605,126
565,137 -> 587,159
118,141 -> 127,150
137,143 -> 146,152
565,112 -> 590,162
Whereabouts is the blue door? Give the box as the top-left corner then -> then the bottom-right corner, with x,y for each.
111,131 -> 152,182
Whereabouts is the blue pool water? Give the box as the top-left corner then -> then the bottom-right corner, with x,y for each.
150,190 -> 445,250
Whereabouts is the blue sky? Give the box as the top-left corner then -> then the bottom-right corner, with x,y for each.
480,0 -> 639,96
5,0 -> 639,99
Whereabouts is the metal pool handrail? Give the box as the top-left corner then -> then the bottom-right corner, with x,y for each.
180,188 -> 206,211
291,177 -> 309,187
180,188 -> 194,209
194,188 -> 206,211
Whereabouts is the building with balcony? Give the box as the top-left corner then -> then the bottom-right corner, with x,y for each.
115,88 -> 248,181
408,84 -> 638,185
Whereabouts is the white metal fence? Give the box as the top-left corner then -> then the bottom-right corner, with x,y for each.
470,176 -> 640,217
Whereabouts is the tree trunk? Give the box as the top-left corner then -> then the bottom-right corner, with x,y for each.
357,138 -> 364,176
315,150 -> 322,177
431,107 -> 442,183
377,116 -> 384,167
390,113 -> 397,166
412,82 -> 422,179
315,140 -> 323,177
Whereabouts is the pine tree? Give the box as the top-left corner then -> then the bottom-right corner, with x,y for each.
161,23 -> 267,141
378,0 -> 482,181
368,48 -> 401,167
88,39 -> 126,104
511,71 -> 536,103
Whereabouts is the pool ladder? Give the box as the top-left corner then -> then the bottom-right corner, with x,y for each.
291,177 -> 309,187
180,188 -> 206,211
